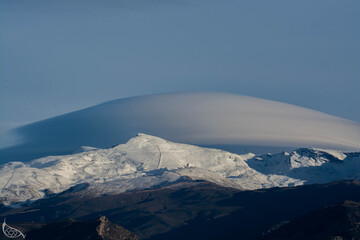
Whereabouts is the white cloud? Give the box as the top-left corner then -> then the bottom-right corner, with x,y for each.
0,121 -> 26,149
10,92 -> 360,156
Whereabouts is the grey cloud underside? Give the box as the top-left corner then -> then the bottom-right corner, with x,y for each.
1,92 -> 360,162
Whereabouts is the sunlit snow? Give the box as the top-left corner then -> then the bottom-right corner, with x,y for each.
1,134 -> 359,206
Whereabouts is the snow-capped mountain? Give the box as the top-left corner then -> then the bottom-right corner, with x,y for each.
1,134 -> 360,206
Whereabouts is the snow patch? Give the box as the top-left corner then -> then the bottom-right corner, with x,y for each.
0,134 -> 360,206
312,148 -> 347,160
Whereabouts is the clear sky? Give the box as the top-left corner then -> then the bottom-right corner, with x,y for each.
1,0 -> 359,128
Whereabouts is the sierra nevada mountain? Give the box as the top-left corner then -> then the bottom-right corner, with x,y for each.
1,133 -> 360,206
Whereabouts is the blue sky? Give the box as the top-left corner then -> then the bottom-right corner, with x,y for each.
1,0 -> 359,127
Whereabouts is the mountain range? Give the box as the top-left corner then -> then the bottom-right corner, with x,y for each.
1,92 -> 360,239
1,133 -> 360,207
2,179 -> 360,240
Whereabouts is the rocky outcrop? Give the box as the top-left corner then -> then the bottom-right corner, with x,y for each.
97,216 -> 140,240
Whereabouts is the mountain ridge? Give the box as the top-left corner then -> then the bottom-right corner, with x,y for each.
2,180 -> 360,240
1,134 -> 360,206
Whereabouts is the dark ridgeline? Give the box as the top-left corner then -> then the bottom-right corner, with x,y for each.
255,201 -> 360,240
0,216 -> 139,240
2,180 -> 360,240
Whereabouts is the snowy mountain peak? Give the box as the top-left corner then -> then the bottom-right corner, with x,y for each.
113,132 -> 255,172
0,134 -> 359,206
310,148 -> 348,160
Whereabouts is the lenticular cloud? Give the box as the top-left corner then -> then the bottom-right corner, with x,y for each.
1,92 -> 360,162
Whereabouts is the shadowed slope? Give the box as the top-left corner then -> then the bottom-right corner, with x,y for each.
0,216 -> 140,240
256,201 -> 360,240
2,180 -> 360,240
